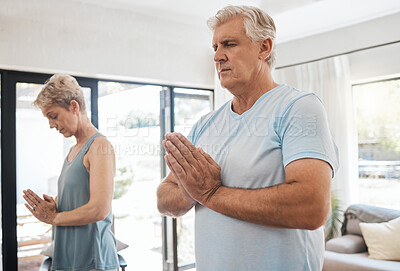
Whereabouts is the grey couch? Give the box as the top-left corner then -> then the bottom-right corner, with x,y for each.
323,204 -> 400,271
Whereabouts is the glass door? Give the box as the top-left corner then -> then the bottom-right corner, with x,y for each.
15,80 -> 91,270
2,70 -> 213,271
161,87 -> 213,271
174,88 -> 213,270
0,71 -> 95,270
0,72 -> 3,269
98,81 -> 163,270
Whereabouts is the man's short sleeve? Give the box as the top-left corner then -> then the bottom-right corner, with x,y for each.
278,94 -> 339,174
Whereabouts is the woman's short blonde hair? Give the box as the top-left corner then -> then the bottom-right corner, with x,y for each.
207,5 -> 277,68
33,74 -> 86,112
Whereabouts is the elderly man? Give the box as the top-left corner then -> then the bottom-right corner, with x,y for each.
157,5 -> 338,271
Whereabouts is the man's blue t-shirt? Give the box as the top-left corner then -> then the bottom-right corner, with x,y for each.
187,84 -> 339,271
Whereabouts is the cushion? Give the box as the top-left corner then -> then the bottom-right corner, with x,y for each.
326,234 -> 367,253
116,239 -> 129,251
324,251 -> 400,271
359,217 -> 400,261
346,214 -> 363,236
41,240 -> 54,257
341,204 -> 400,236
41,239 -> 129,257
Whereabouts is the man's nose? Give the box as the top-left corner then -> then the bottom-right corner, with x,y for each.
214,47 -> 227,63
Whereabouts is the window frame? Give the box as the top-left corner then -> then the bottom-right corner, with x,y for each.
352,76 -> 400,209
1,69 -> 213,271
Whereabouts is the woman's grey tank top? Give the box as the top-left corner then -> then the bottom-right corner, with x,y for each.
52,133 -> 119,271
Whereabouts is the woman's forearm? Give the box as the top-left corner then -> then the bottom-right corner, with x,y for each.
53,201 -> 110,226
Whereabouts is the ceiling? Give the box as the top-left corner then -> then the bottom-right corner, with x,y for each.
73,0 -> 400,43
126,0 -> 321,18
75,0 -> 321,26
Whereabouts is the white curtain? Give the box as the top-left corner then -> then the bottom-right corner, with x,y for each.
273,55 -> 358,208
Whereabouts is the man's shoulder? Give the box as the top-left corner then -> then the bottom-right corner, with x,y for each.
276,84 -> 315,102
269,84 -> 318,114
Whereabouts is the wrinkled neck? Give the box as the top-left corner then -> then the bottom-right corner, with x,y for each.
230,64 -> 278,115
74,114 -> 97,145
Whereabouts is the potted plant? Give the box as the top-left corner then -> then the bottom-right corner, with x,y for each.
324,191 -> 343,242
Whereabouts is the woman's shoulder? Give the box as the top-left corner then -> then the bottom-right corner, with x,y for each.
87,135 -> 114,157
93,134 -> 111,144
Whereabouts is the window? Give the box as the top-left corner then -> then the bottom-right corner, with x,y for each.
16,82 -> 91,270
0,73 -> 3,269
98,81 -> 163,270
354,78 -> 400,209
1,70 -> 214,271
173,88 -> 213,268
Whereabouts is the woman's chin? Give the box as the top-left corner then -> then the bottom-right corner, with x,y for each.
62,132 -> 73,138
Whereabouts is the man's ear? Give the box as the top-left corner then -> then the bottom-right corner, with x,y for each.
69,100 -> 80,114
259,37 -> 273,61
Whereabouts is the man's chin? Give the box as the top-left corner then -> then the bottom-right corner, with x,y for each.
219,80 -> 231,90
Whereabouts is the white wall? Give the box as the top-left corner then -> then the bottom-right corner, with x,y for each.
348,42 -> 400,82
0,0 -> 215,88
275,12 -> 400,82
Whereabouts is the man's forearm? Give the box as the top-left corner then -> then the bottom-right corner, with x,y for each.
157,180 -> 195,217
206,180 -> 330,230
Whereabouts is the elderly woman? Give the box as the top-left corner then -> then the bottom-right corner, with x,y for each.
23,74 -> 119,271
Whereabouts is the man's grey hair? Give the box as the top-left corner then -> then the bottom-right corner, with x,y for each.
207,5 -> 277,68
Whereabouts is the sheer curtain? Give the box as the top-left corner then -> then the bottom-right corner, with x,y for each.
274,55 -> 358,208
